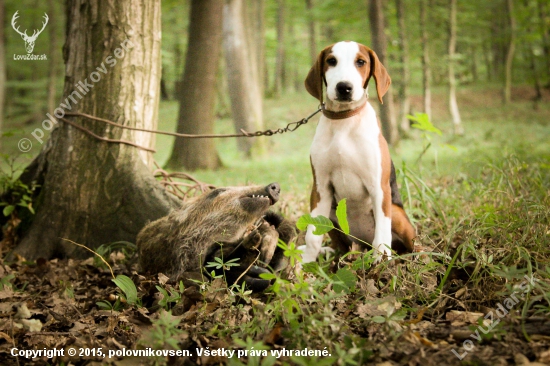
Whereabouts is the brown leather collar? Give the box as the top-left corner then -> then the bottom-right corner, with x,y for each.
322,99 -> 367,120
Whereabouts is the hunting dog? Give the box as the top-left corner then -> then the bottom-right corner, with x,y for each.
300,41 -> 415,264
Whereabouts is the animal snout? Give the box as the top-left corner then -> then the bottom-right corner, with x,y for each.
265,183 -> 280,204
336,81 -> 353,100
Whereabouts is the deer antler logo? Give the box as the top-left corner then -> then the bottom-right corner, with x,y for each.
11,11 -> 49,54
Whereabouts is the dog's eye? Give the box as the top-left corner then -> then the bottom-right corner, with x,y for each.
326,57 -> 337,66
356,59 -> 366,67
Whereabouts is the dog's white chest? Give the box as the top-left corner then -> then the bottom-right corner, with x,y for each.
311,105 -> 382,204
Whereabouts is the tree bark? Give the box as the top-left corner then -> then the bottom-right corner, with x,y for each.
395,0 -> 410,135
0,0 -> 5,148
14,0 -> 179,260
470,45 -> 478,83
368,0 -> 398,145
289,16 -> 301,91
448,0 -> 463,135
247,0 -> 266,98
46,0 -> 58,115
503,0 -> 516,104
483,41 -> 493,82
306,0 -> 316,65
223,0 -> 266,156
537,0 -> 550,82
166,0 -> 224,170
491,3 -> 507,79
420,0 -> 432,121
273,0 -> 286,97
525,0 -> 543,104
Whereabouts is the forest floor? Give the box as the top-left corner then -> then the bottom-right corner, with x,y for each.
1,85 -> 550,365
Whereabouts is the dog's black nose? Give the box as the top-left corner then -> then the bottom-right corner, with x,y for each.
336,81 -> 353,99
265,183 -> 280,204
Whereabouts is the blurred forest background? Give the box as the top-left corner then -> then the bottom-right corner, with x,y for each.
1,0 -> 549,167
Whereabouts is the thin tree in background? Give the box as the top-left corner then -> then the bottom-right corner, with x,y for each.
503,0 -> 516,104
15,0 -> 178,259
289,13 -> 301,91
448,0 -> 463,135
395,0 -> 410,135
223,0 -> 266,156
0,0 -> 5,147
368,0 -> 398,145
524,0 -> 543,105
167,0 -> 224,170
482,41 -> 492,82
470,45 -> 478,83
306,0 -> 316,65
248,0 -> 266,96
273,0 -> 286,97
47,0 -> 58,114
420,0 -> 432,121
538,0 -> 550,82
491,4 -> 507,80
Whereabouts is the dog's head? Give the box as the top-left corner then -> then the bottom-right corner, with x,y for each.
304,41 -> 391,104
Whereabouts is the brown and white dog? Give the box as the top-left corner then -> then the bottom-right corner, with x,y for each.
300,41 -> 416,264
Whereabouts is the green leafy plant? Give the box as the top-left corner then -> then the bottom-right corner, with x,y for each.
206,256 -> 241,272
112,274 -> 140,306
229,336 -> 274,366
94,241 -> 137,268
142,310 -> 184,351
96,299 -> 123,311
156,281 -> 184,310
407,113 -> 455,170
0,158 -> 38,217
0,274 -> 15,290
276,239 -> 302,267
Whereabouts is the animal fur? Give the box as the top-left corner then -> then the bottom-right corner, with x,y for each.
136,183 -> 296,291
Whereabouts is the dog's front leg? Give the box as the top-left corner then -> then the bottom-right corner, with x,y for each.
371,187 -> 393,262
301,185 -> 333,264
364,163 -> 393,263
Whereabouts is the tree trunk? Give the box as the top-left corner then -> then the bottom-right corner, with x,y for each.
503,0 -> 516,104
14,0 -> 179,260
0,0 -> 5,147
470,45 -> 478,83
273,0 -> 286,97
223,0 -> 266,157
306,0 -> 316,65
289,17 -> 301,91
46,0 -> 58,115
248,0 -> 266,97
448,0 -> 463,135
420,0 -> 432,121
537,0 -> 550,83
246,0 -> 267,150
368,0 -> 398,145
395,0 -> 410,135
166,0 -> 224,170
483,41 -> 493,82
491,3 -> 507,79
525,0 -> 543,104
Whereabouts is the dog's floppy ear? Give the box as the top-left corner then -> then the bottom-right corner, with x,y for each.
363,47 -> 391,104
304,45 -> 333,102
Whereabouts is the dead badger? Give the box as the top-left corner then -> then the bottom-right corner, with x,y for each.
137,183 -> 296,291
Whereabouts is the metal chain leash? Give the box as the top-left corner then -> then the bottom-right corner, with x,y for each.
62,105 -> 322,151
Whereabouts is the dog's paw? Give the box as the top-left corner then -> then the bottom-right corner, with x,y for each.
298,245 -> 333,263
319,246 -> 335,255
298,245 -> 315,263
372,244 -> 392,264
